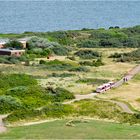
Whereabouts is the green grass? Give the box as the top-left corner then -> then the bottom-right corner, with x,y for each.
0,119 -> 140,139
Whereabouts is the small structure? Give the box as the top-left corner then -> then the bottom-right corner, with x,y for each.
0,48 -> 25,57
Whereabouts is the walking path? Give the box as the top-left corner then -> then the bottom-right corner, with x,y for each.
0,65 -> 140,131
0,115 -> 7,133
113,65 -> 140,88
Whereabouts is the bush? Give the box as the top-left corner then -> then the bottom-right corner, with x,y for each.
4,40 -> 23,49
74,50 -> 101,59
76,78 -> 109,85
5,85 -> 53,108
0,55 -> 29,64
27,36 -> 61,49
78,40 -> 99,48
48,73 -> 76,78
79,59 -> 104,67
0,95 -> 22,114
109,49 -> 140,62
46,87 -> 75,102
42,59 -> 74,71
50,46 -> 69,56
69,66 -> 89,72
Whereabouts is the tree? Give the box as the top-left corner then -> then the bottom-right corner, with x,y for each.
4,40 -> 23,49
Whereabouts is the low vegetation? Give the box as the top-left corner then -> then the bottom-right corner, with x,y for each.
76,78 -> 109,85
3,99 -> 140,125
0,73 -> 75,114
74,50 -> 101,59
109,49 -> 140,62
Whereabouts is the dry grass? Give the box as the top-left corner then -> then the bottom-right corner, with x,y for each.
97,74 -> 140,111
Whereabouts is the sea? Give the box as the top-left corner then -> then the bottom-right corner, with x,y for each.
0,1 -> 140,33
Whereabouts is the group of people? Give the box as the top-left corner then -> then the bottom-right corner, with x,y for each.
123,77 -> 128,82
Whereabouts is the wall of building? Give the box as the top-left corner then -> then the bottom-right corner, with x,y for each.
0,44 -> 4,48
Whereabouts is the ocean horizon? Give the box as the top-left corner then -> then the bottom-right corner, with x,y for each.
0,1 -> 140,33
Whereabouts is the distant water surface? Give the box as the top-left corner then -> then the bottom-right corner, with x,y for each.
0,1 -> 140,33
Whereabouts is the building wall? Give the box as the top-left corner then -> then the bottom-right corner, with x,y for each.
22,42 -> 26,48
11,51 -> 25,57
0,44 -> 4,48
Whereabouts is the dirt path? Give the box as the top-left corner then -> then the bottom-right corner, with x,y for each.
64,65 -> 140,113
0,115 -> 7,133
0,65 -> 139,130
113,65 -> 140,88
63,93 -> 97,104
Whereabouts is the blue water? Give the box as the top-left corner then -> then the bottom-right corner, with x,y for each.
0,1 -> 140,33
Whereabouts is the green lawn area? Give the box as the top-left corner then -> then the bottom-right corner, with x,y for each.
0,119 -> 140,139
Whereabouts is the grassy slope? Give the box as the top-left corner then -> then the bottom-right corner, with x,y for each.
0,120 -> 140,139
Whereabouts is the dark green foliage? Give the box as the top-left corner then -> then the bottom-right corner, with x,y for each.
46,31 -> 80,45
41,59 -> 74,71
78,40 -> 99,48
79,59 -> 104,67
69,66 -> 89,72
0,95 -> 22,114
46,87 -> 75,102
66,56 -> 76,61
76,78 -> 109,85
74,50 -> 101,59
4,40 -> 23,49
109,49 -> 140,62
39,60 -> 46,64
99,38 -> 123,47
50,46 -> 69,56
121,37 -> 139,47
48,72 -> 76,78
0,55 -> 29,64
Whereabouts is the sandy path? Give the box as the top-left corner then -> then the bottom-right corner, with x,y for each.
0,115 -> 7,133
0,65 -> 140,130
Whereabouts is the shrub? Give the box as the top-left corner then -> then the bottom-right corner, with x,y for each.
5,85 -> 53,108
48,73 -> 76,78
0,55 -> 29,64
109,49 -> 140,62
0,95 -> 22,114
74,50 -> 101,59
69,66 -> 89,72
46,87 -> 75,102
79,59 -> 104,67
78,40 -> 99,48
42,59 -> 74,71
4,103 -> 74,123
76,78 -> 109,85
4,40 -> 23,49
50,46 -> 69,56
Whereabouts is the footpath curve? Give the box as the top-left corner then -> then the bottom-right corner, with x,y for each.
0,65 -> 140,130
